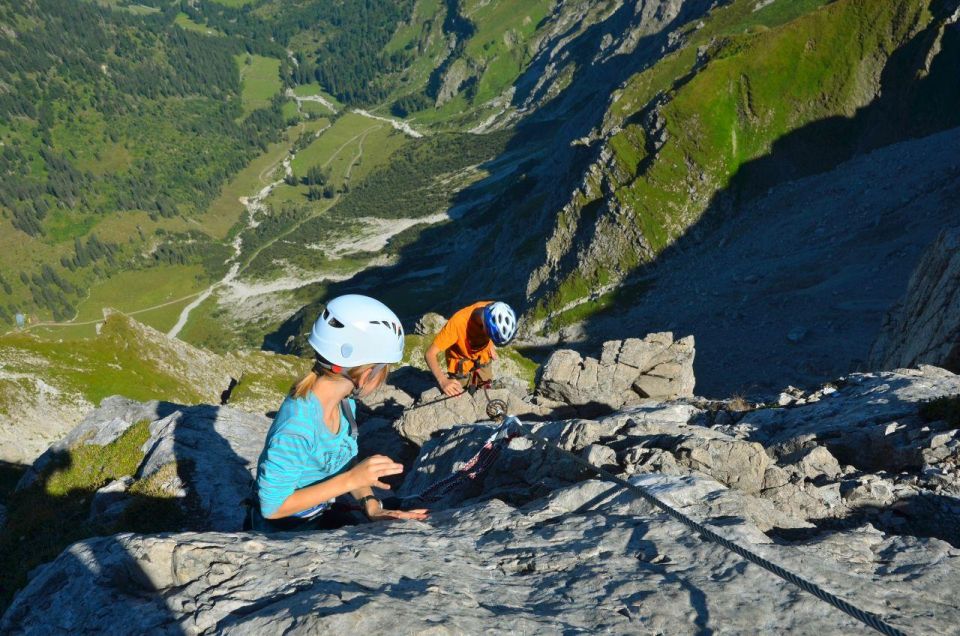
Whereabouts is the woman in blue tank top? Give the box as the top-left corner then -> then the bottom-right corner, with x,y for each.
252,294 -> 429,532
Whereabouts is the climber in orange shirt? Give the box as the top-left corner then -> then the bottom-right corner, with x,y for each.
424,301 -> 518,396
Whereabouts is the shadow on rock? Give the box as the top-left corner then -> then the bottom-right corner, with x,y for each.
0,396 -> 263,629
213,575 -> 432,631
769,491 -> 960,549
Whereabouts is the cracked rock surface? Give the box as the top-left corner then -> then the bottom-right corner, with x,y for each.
5,364 -> 960,633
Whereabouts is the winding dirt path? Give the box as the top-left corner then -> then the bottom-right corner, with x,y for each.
166,121 -> 383,339
23,292 -> 204,331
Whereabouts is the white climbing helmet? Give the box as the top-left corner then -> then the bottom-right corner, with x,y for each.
482,301 -> 517,346
307,294 -> 404,368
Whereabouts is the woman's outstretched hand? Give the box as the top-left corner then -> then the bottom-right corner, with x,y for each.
367,507 -> 429,522
348,455 -> 404,489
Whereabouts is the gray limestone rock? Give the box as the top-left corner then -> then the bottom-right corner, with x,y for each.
6,367 -> 960,633
136,405 -> 270,531
538,333 -> 695,411
871,227 -> 960,373
17,397 -> 270,531
783,446 -> 843,481
394,386 -> 561,447
731,368 -> 960,473
413,312 -> 447,336
16,396 -> 166,491
87,476 -> 135,524
5,473 -> 956,635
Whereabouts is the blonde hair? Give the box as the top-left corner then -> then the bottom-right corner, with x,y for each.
290,362 -> 390,399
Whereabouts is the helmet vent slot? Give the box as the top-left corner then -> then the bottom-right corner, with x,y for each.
371,320 -> 402,336
328,317 -> 344,328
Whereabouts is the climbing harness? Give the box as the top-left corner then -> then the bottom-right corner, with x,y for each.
452,359 -> 493,390
403,398 -> 907,636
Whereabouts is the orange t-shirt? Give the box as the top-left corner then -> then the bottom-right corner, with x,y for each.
432,301 -> 493,374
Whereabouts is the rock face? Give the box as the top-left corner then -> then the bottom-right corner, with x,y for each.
538,333 -> 695,412
5,361 -> 960,633
413,312 -> 446,335
394,385 -> 567,446
871,227 -> 960,373
5,453 -> 959,633
18,396 -> 271,532
576,126 -> 960,398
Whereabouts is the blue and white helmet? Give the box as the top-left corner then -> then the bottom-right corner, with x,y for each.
483,301 -> 517,346
308,294 -> 404,368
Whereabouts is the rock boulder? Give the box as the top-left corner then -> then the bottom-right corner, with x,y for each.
394,386 -> 567,447
18,396 -> 270,531
413,312 -> 447,336
537,333 -> 695,412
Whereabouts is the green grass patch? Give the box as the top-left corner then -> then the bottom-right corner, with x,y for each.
385,0 -> 443,54
282,99 -> 300,122
42,210 -> 101,243
175,12 -> 222,35
402,333 -> 432,368
464,0 -> 554,103
291,112 -> 382,179
548,293 -> 617,331
498,346 -> 539,391
236,54 -> 283,117
0,420 -> 191,611
302,100 -> 335,117
232,371 -> 294,402
35,264 -> 208,339
0,314 -> 208,407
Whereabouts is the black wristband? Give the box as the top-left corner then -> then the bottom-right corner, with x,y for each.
358,495 -> 381,517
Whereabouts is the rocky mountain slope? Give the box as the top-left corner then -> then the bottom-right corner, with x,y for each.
567,124 -> 960,397
3,333 -> 959,633
872,226 -> 960,374
279,0 -> 960,401
517,0 -> 960,321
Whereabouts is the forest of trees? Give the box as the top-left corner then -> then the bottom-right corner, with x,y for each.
0,0 -> 454,322
0,0 -> 286,240
177,0 -> 417,104
391,92 -> 434,117
334,131 -> 512,219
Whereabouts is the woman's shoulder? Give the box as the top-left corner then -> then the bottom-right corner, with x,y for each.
272,395 -> 319,436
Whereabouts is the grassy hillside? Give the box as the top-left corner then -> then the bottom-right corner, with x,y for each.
529,0 -> 956,325
0,0 -> 287,325
382,0 -> 559,121
1,313 -> 274,408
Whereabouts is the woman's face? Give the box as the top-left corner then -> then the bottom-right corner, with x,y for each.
356,364 -> 390,398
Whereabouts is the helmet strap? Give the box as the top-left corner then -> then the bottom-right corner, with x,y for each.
314,356 -> 387,397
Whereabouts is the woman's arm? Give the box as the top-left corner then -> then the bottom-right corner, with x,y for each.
267,471 -> 356,519
265,455 -> 406,519
348,482 -> 429,522
425,342 -> 463,396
